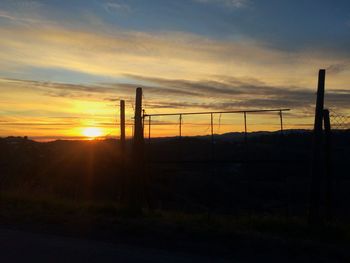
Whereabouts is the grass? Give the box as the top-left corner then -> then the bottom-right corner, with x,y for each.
1,190 -> 349,245
1,190 -> 350,262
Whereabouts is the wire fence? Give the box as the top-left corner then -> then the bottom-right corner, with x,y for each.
142,109 -> 302,216
330,110 -> 350,130
140,107 -> 350,219
144,109 -> 290,142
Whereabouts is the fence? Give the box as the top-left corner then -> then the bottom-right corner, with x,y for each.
330,111 -> 350,130
144,108 -> 289,142
119,69 -> 349,223
139,106 -> 304,216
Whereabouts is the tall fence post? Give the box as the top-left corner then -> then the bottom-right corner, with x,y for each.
134,88 -> 144,147
323,109 -> 333,222
244,111 -> 247,143
309,69 -> 326,225
120,100 -> 126,201
130,87 -> 145,209
120,100 -> 126,154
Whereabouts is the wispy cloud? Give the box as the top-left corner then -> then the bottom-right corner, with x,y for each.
1,21 -> 349,91
0,10 -> 18,20
122,74 -> 350,111
193,0 -> 249,9
0,10 -> 42,24
102,1 -> 131,14
10,0 -> 42,10
326,64 -> 349,75
5,72 -> 349,114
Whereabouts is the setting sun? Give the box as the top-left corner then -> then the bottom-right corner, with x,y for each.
83,127 -> 103,139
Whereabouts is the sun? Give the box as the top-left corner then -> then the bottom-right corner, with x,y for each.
83,127 -> 103,139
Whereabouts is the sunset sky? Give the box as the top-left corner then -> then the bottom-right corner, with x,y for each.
1,0 -> 350,140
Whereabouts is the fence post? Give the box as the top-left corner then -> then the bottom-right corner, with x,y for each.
244,112 -> 247,143
130,87 -> 145,209
211,113 -> 214,160
148,116 -> 151,142
309,69 -> 326,226
142,109 -> 145,132
120,100 -> 126,201
323,109 -> 333,222
279,110 -> 284,134
179,114 -> 182,138
178,114 -> 183,161
134,88 -> 144,147
120,100 -> 126,154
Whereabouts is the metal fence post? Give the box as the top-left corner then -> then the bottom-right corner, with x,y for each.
279,110 -> 284,134
148,116 -> 151,142
323,109 -> 333,222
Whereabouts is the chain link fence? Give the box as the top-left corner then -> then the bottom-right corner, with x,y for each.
330,110 -> 350,130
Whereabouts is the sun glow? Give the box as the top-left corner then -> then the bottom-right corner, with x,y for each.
83,127 -> 103,139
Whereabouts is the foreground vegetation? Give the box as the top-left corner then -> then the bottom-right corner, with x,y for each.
1,133 -> 350,261
0,192 -> 350,244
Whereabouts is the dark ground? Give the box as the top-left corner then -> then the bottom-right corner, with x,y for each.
0,228 -> 233,263
0,130 -> 349,261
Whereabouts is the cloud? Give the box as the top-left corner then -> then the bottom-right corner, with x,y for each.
0,10 -> 18,20
1,21 -> 349,93
122,74 -> 350,111
102,1 -> 130,14
194,0 -> 249,9
326,64 -> 349,75
10,0 -> 42,10
0,0 -> 45,25
0,78 -> 117,98
3,72 -> 350,114
0,10 -> 42,24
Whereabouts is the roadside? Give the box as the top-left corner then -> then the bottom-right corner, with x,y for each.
0,192 -> 349,262
0,228 -> 233,263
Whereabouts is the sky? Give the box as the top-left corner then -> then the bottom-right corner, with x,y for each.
0,0 -> 350,140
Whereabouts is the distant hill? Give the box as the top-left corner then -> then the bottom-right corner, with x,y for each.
2,129 -> 350,144
147,129 -> 313,143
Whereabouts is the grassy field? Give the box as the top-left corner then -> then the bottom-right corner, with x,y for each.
0,192 -> 350,244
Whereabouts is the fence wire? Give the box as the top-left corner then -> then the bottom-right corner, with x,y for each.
330,110 -> 350,129
140,107 -> 349,219
144,109 -> 290,141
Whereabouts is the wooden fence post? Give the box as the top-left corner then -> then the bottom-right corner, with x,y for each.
120,100 -> 126,154
131,87 -> 145,209
309,69 -> 326,225
119,100 -> 126,201
134,88 -> 144,147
